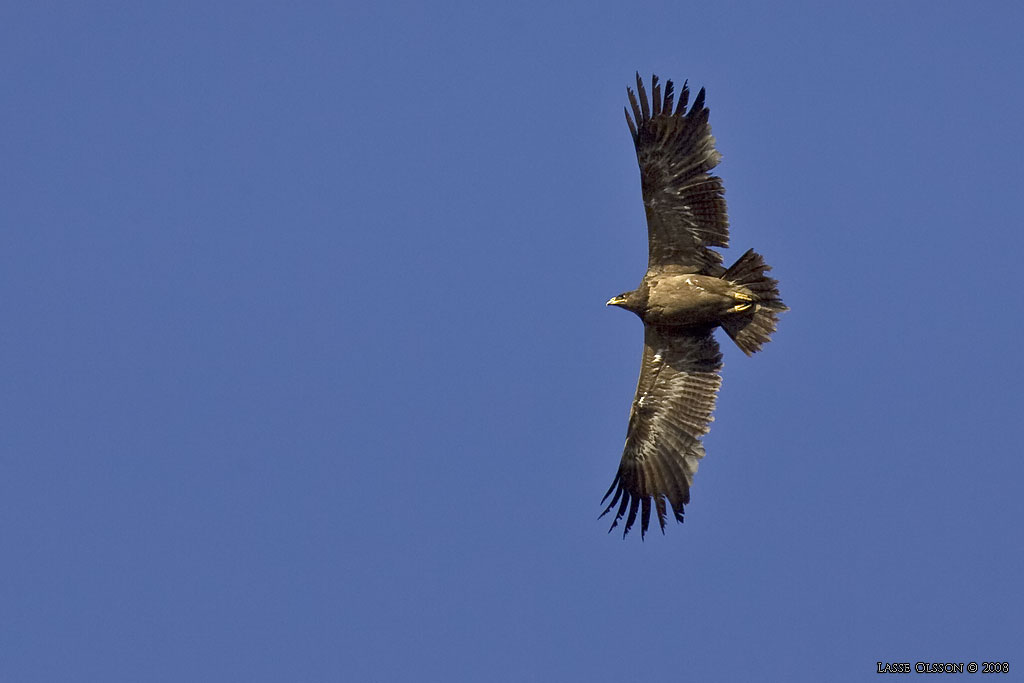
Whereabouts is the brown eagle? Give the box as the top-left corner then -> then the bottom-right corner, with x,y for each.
601,73 -> 787,538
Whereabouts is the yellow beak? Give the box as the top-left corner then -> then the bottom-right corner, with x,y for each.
606,296 -> 626,306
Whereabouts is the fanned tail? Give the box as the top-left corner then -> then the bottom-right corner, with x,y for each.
721,248 -> 787,356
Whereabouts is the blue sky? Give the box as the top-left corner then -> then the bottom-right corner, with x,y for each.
3,2 -> 1022,680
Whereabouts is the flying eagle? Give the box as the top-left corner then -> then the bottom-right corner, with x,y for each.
601,73 -> 787,538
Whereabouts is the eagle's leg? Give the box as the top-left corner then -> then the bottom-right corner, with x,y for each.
727,289 -> 753,313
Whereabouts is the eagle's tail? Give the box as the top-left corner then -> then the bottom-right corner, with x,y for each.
721,248 -> 787,356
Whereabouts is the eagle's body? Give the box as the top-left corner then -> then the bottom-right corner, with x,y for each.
601,74 -> 787,538
611,273 -> 754,328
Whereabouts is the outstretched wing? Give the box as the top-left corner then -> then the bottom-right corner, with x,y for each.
601,325 -> 723,538
625,72 -> 729,275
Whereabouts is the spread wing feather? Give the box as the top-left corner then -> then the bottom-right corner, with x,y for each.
600,326 -> 723,538
625,73 -> 729,274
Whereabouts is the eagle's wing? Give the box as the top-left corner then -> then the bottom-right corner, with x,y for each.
601,325 -> 723,538
625,73 -> 729,275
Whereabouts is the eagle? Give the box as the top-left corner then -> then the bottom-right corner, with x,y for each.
601,73 -> 787,538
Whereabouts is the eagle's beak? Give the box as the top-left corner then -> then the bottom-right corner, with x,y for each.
606,295 -> 626,307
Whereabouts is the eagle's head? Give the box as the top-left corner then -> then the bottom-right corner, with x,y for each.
606,286 -> 648,317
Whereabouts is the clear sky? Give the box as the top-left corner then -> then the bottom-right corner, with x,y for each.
3,2 -> 1022,681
